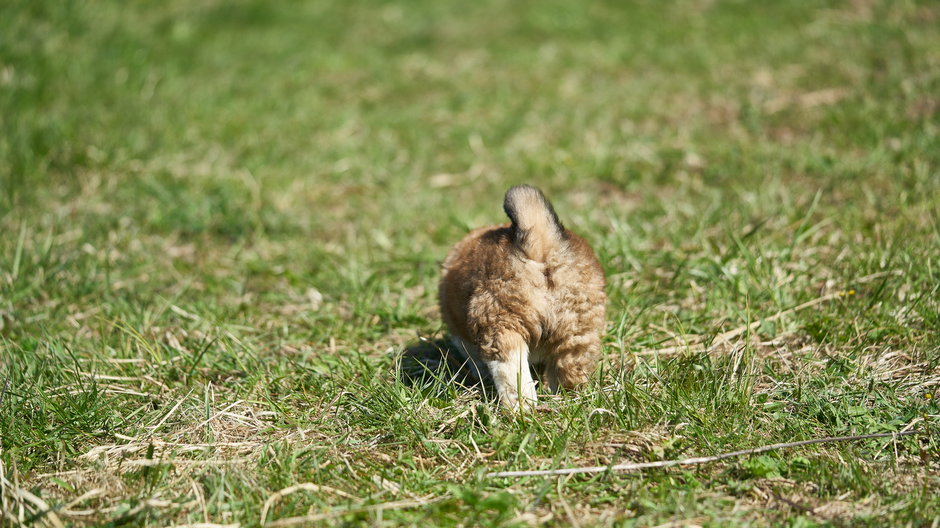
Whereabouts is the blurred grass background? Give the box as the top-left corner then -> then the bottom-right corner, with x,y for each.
1,0 -> 938,526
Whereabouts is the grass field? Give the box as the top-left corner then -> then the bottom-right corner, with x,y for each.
2,0 -> 939,526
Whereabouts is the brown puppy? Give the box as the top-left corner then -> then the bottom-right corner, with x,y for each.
439,185 -> 606,410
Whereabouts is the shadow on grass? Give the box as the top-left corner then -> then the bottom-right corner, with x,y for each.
397,336 -> 495,396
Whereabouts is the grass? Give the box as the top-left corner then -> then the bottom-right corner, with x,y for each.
1,0 -> 938,525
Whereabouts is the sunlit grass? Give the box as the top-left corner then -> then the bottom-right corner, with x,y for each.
1,0 -> 938,526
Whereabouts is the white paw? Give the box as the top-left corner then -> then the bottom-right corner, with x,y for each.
500,379 -> 538,412
487,355 -> 537,412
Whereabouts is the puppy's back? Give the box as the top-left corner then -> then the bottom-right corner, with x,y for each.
439,224 -> 517,342
440,186 -> 604,343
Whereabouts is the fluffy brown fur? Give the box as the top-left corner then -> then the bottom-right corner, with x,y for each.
439,185 -> 606,410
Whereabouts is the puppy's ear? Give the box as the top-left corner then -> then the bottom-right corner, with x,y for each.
503,185 -> 566,262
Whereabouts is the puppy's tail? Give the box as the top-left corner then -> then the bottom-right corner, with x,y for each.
503,185 -> 567,262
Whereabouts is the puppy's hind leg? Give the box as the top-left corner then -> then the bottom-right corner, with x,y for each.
484,334 -> 537,411
545,334 -> 600,392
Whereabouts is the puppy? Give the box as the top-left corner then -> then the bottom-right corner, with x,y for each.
439,185 -> 606,410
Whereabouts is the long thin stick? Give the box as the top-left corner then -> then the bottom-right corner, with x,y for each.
487,430 -> 924,478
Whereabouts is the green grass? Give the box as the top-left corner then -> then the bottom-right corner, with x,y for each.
1,0 -> 939,526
